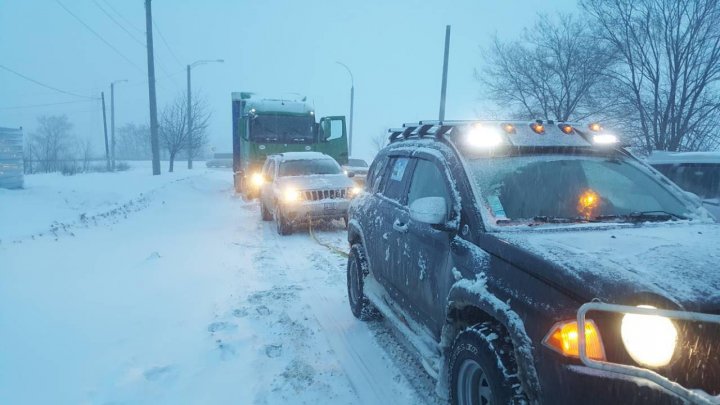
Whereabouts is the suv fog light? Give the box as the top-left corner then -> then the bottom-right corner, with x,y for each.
621,305 -> 677,368
543,320 -> 606,360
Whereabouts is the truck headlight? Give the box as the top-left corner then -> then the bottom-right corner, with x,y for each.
251,172 -> 264,186
621,305 -> 677,368
283,188 -> 301,203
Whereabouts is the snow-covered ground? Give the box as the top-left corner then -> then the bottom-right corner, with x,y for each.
0,164 -> 440,404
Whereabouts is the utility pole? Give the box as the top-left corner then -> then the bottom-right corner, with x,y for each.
439,25 -> 451,122
145,0 -> 161,175
110,79 -> 127,171
186,64 -> 192,169
336,61 -> 354,156
101,92 -> 110,171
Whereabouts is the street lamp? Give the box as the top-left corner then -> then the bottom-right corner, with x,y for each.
110,79 -> 128,171
336,61 -> 354,157
187,59 -> 224,169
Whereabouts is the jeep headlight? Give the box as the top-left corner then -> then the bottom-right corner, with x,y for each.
349,186 -> 362,197
621,305 -> 677,368
283,187 -> 301,203
251,172 -> 264,186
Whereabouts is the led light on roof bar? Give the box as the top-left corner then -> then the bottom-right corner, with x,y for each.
589,122 -> 602,132
592,133 -> 619,145
466,125 -> 504,149
559,124 -> 574,134
530,122 -> 545,134
502,123 -> 516,134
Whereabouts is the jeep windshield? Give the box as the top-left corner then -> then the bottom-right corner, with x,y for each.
278,159 -> 341,177
468,153 -> 692,226
249,114 -> 315,143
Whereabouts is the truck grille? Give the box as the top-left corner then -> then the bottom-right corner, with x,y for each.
303,189 -> 347,201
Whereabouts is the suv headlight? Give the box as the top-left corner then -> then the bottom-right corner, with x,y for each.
283,187 -> 301,203
349,186 -> 362,197
621,305 -> 677,368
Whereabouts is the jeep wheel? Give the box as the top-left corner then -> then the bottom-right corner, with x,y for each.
275,206 -> 292,235
347,243 -> 379,320
260,201 -> 272,221
449,322 -> 525,405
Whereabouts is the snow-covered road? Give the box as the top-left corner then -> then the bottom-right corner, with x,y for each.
0,167 -> 440,404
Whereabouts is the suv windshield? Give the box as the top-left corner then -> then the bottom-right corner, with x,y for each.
249,114 -> 315,143
278,159 -> 341,177
468,154 -> 691,225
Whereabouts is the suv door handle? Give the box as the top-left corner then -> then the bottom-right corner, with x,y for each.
393,219 -> 408,233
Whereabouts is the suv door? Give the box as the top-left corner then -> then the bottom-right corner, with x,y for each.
404,155 -> 457,333
375,156 -> 415,299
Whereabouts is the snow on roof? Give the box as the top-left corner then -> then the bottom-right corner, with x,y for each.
647,151 -> 720,165
275,151 -> 332,161
231,92 -> 312,114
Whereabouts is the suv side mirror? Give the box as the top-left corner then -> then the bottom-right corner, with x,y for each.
409,197 -> 447,225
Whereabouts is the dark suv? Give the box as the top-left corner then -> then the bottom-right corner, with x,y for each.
346,120 -> 720,405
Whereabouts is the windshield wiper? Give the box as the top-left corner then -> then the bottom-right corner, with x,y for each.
594,210 -> 687,223
532,216 -> 584,224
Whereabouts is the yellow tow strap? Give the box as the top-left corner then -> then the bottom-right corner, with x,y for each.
308,218 -> 349,258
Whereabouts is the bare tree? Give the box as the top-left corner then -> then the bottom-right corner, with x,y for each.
370,131 -> 389,155
582,0 -> 720,152
159,95 -> 210,172
116,123 -> 152,160
479,14 -> 615,121
29,115 -> 74,173
76,138 -> 93,172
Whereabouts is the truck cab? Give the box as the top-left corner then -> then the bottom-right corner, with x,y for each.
231,92 -> 348,200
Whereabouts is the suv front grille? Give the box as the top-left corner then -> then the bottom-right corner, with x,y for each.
303,189 -> 348,201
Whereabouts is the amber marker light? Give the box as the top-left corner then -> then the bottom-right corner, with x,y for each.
530,122 -> 545,134
543,320 -> 606,361
588,122 -> 602,132
577,189 -> 600,219
559,124 -> 574,134
502,123 -> 516,134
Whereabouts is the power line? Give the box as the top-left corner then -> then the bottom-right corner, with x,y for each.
55,0 -> 145,73
101,0 -> 144,35
0,64 -> 97,100
0,99 -> 98,111
153,21 -> 183,66
93,0 -> 146,48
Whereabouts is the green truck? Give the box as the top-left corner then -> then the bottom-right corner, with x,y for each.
231,92 -> 349,199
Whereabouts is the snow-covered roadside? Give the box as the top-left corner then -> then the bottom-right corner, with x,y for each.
0,168 -> 439,404
0,162 -> 197,243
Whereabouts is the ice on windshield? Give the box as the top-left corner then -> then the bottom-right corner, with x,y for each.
278,159 -> 341,177
468,154 -> 691,224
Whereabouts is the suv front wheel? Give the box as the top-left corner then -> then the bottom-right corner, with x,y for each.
347,243 -> 379,320
449,322 -> 525,405
275,206 -> 292,235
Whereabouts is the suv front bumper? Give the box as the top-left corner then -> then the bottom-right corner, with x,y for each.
280,199 -> 350,223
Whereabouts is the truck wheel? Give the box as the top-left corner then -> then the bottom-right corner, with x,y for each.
449,322 -> 525,405
347,243 -> 380,320
275,207 -> 292,235
260,201 -> 272,221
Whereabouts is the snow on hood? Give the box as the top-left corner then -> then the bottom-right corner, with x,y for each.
499,223 -> 720,309
276,174 -> 354,190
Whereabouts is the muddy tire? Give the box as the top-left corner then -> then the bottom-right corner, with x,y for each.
449,322 -> 525,405
347,243 -> 380,321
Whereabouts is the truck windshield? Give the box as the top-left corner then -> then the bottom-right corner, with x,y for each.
249,114 -> 315,144
468,154 -> 692,225
279,159 -> 341,177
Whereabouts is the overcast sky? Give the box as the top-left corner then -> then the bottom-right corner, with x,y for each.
1,0 -> 577,161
